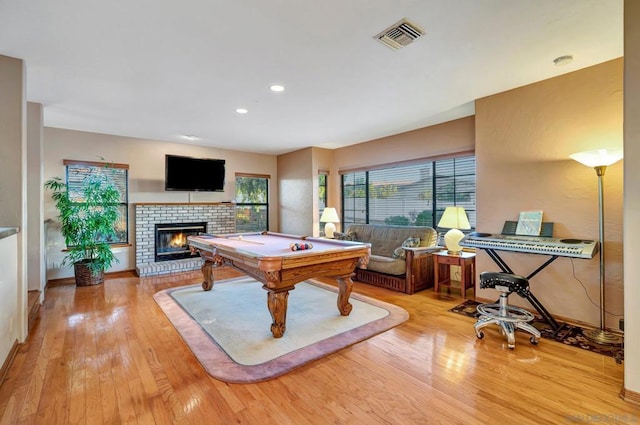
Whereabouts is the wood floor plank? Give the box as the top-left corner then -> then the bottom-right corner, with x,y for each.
68,310 -> 87,425
0,267 -> 636,424
84,319 -> 103,425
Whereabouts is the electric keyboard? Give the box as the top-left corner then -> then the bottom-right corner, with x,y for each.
460,232 -> 599,259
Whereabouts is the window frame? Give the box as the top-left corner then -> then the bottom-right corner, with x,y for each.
235,173 -> 270,232
63,159 -> 130,245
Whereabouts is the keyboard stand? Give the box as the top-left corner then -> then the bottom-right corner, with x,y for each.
483,248 -> 565,335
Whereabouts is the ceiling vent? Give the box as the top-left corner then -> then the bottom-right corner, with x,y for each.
374,18 -> 425,50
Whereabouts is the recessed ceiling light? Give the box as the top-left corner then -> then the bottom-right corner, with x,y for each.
181,134 -> 199,141
270,84 -> 285,92
553,55 -> 573,66
236,108 -> 248,114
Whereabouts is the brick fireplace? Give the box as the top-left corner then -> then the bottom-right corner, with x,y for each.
134,203 -> 235,277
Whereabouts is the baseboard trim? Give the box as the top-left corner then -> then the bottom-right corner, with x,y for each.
620,386 -> 640,405
46,269 -> 138,287
0,339 -> 19,389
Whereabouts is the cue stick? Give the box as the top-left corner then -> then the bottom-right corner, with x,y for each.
227,236 -> 265,245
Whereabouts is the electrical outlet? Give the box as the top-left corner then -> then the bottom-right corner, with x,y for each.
52,261 -> 61,269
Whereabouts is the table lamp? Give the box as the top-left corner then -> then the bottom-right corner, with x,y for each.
438,206 -> 471,254
569,148 -> 623,345
320,207 -> 340,238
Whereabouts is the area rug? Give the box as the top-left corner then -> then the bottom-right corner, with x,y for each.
450,300 -> 624,361
154,276 -> 409,383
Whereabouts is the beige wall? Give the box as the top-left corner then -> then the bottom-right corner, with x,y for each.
43,127 -> 279,279
475,58 -> 624,328
312,147 -> 337,236
624,0 -> 640,397
0,55 -> 27,360
277,148 -> 314,236
27,102 -> 44,297
334,116 -> 475,172
0,56 -> 25,227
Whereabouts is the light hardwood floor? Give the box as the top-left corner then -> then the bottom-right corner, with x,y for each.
0,267 -> 636,425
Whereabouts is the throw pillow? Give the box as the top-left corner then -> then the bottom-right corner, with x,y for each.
392,246 -> 407,260
402,237 -> 421,248
392,237 -> 421,260
334,230 -> 356,241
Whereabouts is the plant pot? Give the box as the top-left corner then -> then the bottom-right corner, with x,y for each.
74,260 -> 105,286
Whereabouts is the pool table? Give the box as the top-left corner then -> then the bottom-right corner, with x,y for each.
187,232 -> 371,338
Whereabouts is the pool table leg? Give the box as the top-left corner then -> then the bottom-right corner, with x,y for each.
336,274 -> 354,316
201,258 -> 215,291
266,287 -> 292,338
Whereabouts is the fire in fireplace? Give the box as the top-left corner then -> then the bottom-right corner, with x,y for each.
155,222 -> 207,262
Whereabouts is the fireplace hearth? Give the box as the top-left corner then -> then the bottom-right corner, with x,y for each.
155,222 -> 206,262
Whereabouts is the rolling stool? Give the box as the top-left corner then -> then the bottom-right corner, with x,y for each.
474,272 -> 541,349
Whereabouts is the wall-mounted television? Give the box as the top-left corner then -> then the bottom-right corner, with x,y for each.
165,154 -> 225,192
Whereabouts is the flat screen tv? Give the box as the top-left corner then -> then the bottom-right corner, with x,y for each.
165,154 -> 225,192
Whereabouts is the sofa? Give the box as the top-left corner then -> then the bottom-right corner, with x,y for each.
334,224 -> 440,294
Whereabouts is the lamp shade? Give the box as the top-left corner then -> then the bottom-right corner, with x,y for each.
438,207 -> 471,230
569,148 -> 623,167
320,207 -> 340,223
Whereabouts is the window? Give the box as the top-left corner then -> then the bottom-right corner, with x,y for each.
318,172 -> 328,232
341,155 -> 476,230
342,171 -> 368,224
64,159 -> 129,244
235,174 -> 269,232
433,157 -> 476,227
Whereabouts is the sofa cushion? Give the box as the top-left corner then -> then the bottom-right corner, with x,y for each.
367,254 -> 407,276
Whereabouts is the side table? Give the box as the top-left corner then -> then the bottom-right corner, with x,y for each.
434,251 -> 476,299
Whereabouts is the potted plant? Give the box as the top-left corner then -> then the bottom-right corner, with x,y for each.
44,169 -> 121,286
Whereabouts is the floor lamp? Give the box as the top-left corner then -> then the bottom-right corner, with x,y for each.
569,148 -> 623,345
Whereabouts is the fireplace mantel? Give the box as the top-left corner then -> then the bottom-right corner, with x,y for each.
135,203 -> 235,277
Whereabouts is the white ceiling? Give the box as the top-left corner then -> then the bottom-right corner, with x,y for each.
0,0 -> 623,155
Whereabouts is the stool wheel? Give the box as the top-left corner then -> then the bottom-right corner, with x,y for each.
476,331 -> 484,340
530,336 -> 539,345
